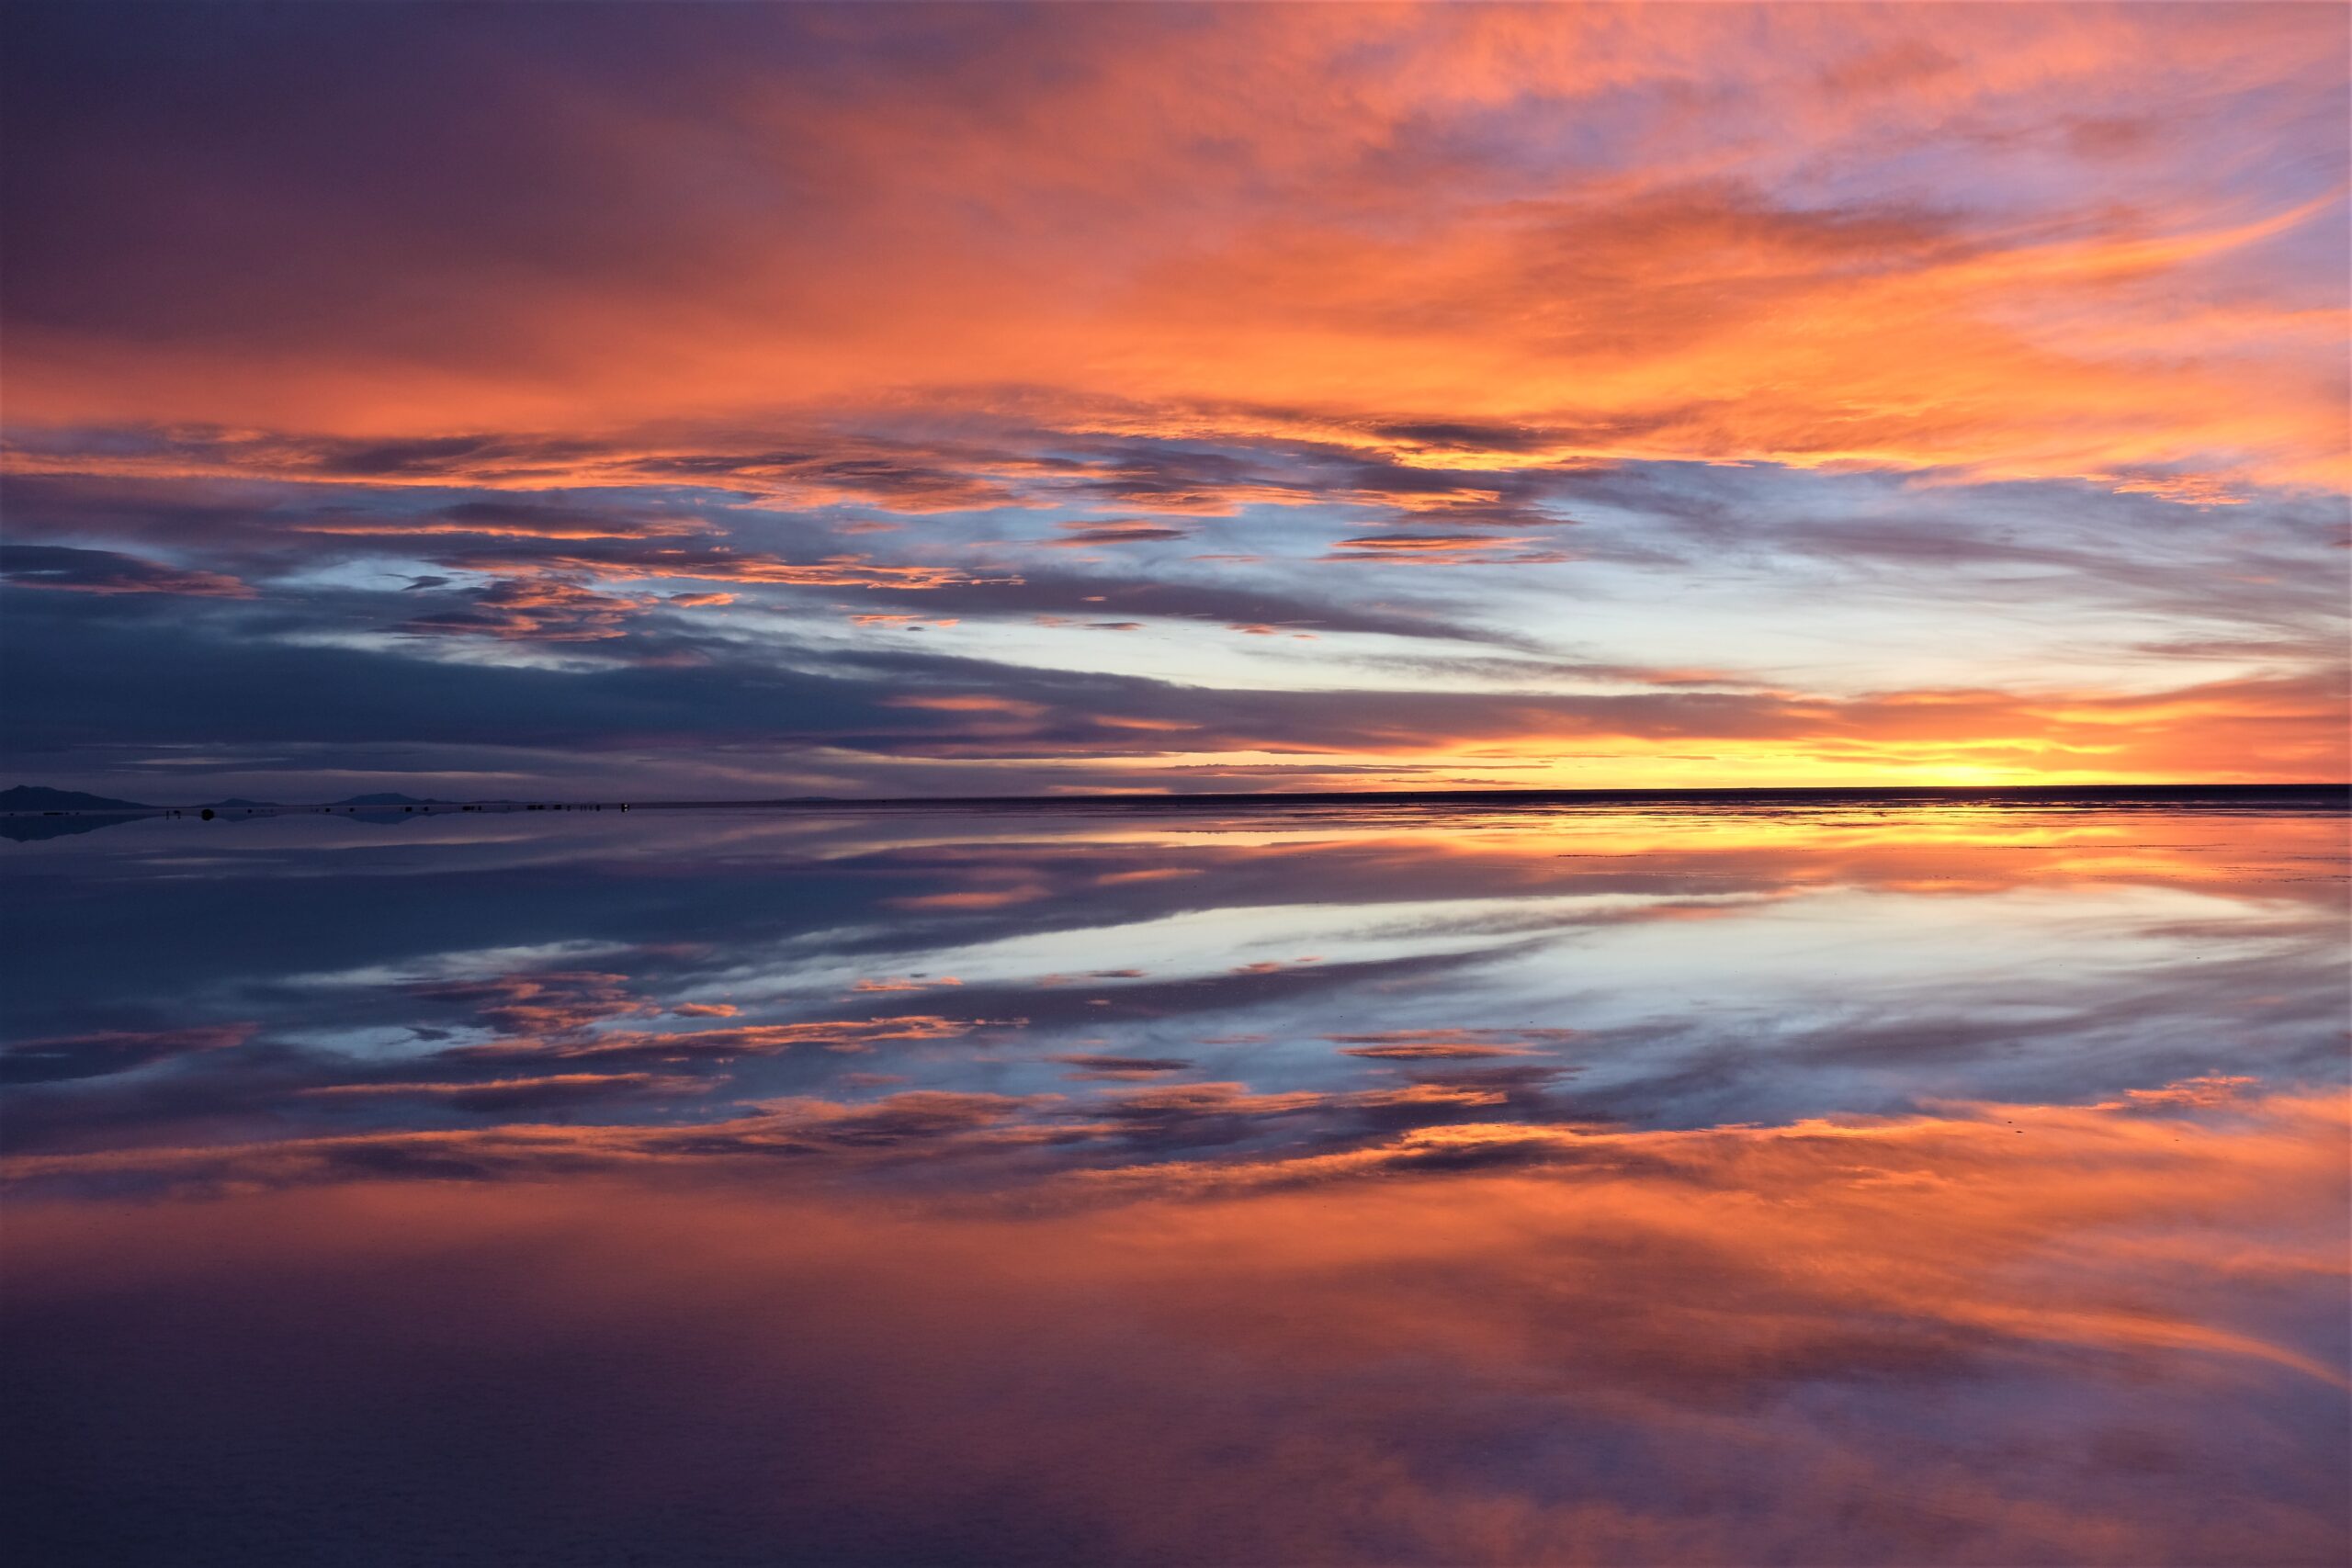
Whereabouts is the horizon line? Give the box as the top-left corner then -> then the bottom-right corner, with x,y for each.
10,781 -> 2349,817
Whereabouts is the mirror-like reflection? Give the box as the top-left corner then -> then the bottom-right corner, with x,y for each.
6,797 -> 2346,1565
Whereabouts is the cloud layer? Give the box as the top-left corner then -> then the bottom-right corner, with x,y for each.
2,3 -> 2345,794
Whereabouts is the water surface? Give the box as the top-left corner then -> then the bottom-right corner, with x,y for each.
6,796 -> 2346,1565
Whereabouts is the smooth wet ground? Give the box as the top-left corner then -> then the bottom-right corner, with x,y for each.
5,797 -> 2346,1565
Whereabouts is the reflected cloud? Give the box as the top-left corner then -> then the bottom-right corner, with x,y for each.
0,1023 -> 255,1085
299,1071 -> 708,1113
6,1077 -> 2343,1564
2,800 -> 2345,1563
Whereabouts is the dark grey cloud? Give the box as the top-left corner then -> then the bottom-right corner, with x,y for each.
0,1024 -> 253,1085
0,543 -> 252,598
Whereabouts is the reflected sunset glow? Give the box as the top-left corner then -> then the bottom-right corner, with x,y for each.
5,798 -> 2346,1563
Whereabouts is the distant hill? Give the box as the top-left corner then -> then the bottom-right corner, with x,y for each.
330,793 -> 448,807
0,784 -> 148,812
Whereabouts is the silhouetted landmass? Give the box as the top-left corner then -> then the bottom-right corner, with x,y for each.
2,783 -> 2343,843
0,784 -> 148,811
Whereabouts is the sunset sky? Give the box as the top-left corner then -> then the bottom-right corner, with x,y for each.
3,1 -> 2346,798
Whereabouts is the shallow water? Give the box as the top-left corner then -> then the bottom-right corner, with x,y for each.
6,797 -> 2347,1565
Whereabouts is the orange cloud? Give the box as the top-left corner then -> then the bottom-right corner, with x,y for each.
1329,535 -> 1539,554
888,694 -> 1047,716
888,886 -> 1052,911
6,6 -> 2340,497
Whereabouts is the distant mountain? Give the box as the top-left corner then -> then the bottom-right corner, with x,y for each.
0,784 -> 148,812
206,797 -> 280,808
330,793 -> 448,807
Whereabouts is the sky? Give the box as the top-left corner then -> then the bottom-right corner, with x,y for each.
2,1 -> 2346,799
